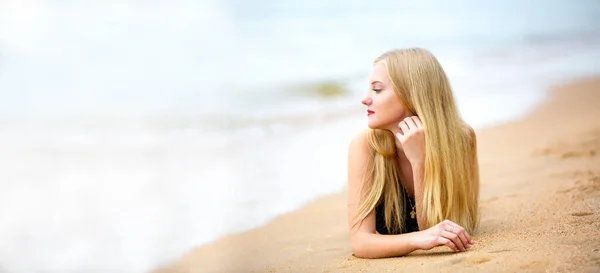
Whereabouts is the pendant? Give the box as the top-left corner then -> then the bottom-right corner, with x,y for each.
410,209 -> 416,219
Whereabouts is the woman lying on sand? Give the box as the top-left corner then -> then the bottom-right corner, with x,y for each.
347,48 -> 479,258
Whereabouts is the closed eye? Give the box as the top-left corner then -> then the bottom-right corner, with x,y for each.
372,88 -> 382,93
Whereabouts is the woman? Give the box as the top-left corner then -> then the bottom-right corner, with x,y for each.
347,48 -> 479,258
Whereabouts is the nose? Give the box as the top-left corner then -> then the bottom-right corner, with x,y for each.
361,97 -> 372,106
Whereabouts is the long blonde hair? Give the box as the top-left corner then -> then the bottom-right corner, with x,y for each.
352,48 -> 480,234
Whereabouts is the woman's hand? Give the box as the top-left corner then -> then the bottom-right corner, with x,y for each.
396,116 -> 425,165
412,220 -> 474,252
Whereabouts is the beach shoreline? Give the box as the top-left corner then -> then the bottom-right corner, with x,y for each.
154,76 -> 600,273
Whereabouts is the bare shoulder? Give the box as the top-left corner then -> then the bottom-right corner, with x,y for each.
348,129 -> 372,158
347,130 -> 377,235
347,129 -> 373,206
462,122 -> 477,147
347,129 -> 372,181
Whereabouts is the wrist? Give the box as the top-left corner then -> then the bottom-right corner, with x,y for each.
410,161 -> 425,175
411,161 -> 424,171
407,231 -> 423,251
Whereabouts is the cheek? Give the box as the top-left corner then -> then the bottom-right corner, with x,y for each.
369,97 -> 404,129
382,96 -> 405,120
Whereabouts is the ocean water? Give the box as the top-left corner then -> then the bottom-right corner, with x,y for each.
0,0 -> 599,272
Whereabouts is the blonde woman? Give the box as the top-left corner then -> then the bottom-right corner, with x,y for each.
347,48 -> 479,258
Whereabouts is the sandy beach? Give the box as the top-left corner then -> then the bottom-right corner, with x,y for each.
154,77 -> 600,273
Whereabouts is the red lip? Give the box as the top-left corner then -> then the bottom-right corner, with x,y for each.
367,110 -> 374,116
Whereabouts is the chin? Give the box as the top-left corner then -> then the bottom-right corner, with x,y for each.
367,121 -> 382,129
367,120 -> 395,131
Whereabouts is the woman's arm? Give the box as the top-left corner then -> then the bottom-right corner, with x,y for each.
347,130 -> 419,258
396,116 -> 429,229
404,119 -> 477,250
411,162 -> 427,230
347,128 -> 473,257
350,231 -> 420,258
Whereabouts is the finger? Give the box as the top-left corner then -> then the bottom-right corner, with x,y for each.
398,121 -> 410,135
403,117 -> 418,130
411,116 -> 424,128
395,132 -> 404,142
452,226 -> 472,249
456,225 -> 473,245
438,237 -> 459,252
447,221 -> 473,245
441,230 -> 466,252
442,220 -> 473,246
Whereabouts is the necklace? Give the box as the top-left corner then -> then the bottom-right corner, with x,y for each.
404,188 -> 417,219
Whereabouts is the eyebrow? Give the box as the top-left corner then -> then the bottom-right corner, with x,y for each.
371,81 -> 383,85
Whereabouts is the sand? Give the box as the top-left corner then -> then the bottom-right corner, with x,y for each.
154,77 -> 600,273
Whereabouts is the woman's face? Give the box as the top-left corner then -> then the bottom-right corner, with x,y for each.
361,62 -> 408,130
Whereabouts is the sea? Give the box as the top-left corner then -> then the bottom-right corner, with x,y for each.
0,0 -> 599,272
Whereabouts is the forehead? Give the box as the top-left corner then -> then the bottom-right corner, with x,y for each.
369,62 -> 390,84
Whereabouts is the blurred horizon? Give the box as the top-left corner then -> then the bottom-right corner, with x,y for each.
1,0 -> 599,117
